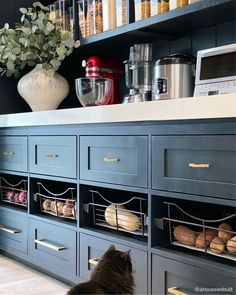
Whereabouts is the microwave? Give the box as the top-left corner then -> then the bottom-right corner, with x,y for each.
194,43 -> 236,96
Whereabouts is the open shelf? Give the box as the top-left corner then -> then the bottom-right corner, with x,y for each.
78,0 -> 235,50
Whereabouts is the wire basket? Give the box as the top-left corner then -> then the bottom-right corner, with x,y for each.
0,176 -> 27,207
35,182 -> 77,220
85,190 -> 148,237
159,202 -> 236,261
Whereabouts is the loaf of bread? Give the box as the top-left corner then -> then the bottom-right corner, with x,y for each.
226,236 -> 236,253
195,229 -> 217,248
173,225 -> 197,246
210,237 -> 225,254
218,223 -> 233,243
105,204 -> 141,231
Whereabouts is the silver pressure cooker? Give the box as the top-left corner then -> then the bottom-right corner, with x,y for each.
152,54 -> 195,100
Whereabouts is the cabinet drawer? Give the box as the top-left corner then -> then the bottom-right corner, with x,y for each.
29,136 -> 76,178
0,207 -> 28,253
0,136 -> 27,172
152,135 -> 236,199
80,233 -> 147,295
152,254 -> 235,295
29,218 -> 77,276
80,136 -> 148,187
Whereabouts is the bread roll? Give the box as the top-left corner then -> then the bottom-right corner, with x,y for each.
195,229 -> 217,248
62,203 -> 74,217
218,223 -> 233,243
210,237 -> 225,254
173,225 -> 197,246
56,201 -> 65,216
227,236 -> 236,253
43,199 -> 52,211
50,200 -> 56,212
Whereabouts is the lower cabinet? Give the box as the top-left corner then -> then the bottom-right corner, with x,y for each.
152,254 -> 236,295
80,233 -> 148,295
29,218 -> 77,280
0,207 -> 28,254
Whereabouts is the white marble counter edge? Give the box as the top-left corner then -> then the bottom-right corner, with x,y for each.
0,94 -> 236,127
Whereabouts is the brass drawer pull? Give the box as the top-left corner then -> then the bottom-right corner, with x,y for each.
168,287 -> 187,295
104,157 -> 120,163
189,163 -> 210,169
35,239 -> 66,251
0,226 -> 20,234
45,153 -> 58,158
89,258 -> 99,266
2,151 -> 14,156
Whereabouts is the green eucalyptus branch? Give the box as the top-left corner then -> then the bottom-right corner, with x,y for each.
0,1 -> 80,78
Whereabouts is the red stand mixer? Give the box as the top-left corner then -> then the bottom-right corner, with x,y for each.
76,56 -> 124,106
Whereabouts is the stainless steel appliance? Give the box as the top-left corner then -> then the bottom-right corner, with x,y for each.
123,43 -> 153,103
194,43 -> 236,96
152,54 -> 195,100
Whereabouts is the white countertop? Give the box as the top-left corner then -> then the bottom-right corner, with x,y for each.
0,94 -> 235,128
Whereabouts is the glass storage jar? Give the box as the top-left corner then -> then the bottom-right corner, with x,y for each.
158,0 -> 169,13
55,0 -> 71,32
116,0 -> 127,27
135,0 -> 151,22
49,3 -> 57,21
102,0 -> 116,31
77,0 -> 90,38
88,0 -> 103,35
169,0 -> 188,10
68,6 -> 74,38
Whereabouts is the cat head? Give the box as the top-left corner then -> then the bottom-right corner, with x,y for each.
99,244 -> 132,275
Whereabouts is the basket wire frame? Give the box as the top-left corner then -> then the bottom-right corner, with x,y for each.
0,176 -> 27,207
87,190 -> 148,237
36,182 -> 77,220
162,201 -> 236,261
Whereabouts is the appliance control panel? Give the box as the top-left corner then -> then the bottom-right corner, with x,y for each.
194,80 -> 236,96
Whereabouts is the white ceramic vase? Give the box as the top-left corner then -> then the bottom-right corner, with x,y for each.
17,64 -> 69,112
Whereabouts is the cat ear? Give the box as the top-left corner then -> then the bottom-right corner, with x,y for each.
121,249 -> 131,261
107,244 -> 116,252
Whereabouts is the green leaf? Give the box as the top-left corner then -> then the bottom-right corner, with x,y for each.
4,23 -> 9,30
21,15 -> 25,23
6,61 -> 14,70
19,8 -> 27,14
46,22 -> 55,32
74,40 -> 80,48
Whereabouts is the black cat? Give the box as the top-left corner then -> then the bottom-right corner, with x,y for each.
67,245 -> 135,294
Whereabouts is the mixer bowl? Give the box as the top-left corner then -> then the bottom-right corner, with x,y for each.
75,78 -> 113,106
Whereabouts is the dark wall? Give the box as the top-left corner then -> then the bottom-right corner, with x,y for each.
0,2 -> 235,115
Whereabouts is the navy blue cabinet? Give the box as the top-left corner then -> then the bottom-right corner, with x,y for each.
0,136 -> 27,172
80,233 -> 148,295
80,136 -> 148,188
0,207 -> 28,254
152,135 -> 236,200
29,136 -> 77,178
29,218 -> 77,280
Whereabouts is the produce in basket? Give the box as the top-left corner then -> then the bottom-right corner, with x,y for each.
105,204 -> 141,232
62,202 -> 74,217
56,201 -> 65,216
19,190 -> 27,204
5,191 -> 14,202
210,237 -> 225,254
195,228 -> 218,248
173,225 -> 197,246
218,223 -> 233,243
226,236 -> 236,253
14,193 -> 20,203
43,199 -> 52,211
51,200 -> 56,212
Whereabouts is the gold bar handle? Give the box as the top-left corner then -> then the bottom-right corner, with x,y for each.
189,163 -> 210,169
35,239 -> 66,251
45,153 -> 58,158
104,157 -> 120,163
89,258 -> 99,266
2,151 -> 14,156
168,287 -> 187,295
0,226 -> 20,234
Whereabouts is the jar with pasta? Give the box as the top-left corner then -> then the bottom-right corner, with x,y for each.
102,0 -> 116,31
49,3 -> 57,21
55,0 -> 71,32
68,6 -> 74,38
169,0 -> 188,10
158,0 -> 169,14
89,0 -> 103,35
77,0 -> 89,38
135,0 -> 151,22
116,0 -> 127,27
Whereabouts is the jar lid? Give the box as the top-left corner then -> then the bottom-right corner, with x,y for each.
155,54 -> 195,65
